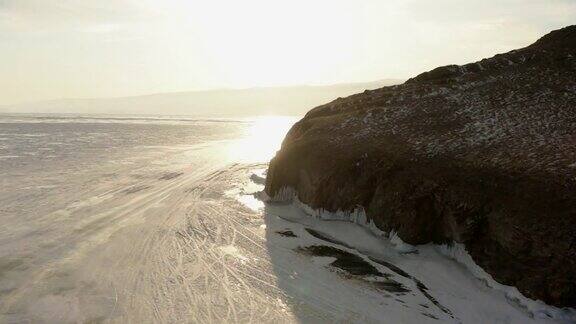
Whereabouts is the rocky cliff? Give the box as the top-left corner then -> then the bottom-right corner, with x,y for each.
265,25 -> 576,308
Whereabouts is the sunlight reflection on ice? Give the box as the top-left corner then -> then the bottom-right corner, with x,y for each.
227,116 -> 298,163
236,194 -> 265,212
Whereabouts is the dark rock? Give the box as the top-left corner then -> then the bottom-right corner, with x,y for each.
266,25 -> 576,307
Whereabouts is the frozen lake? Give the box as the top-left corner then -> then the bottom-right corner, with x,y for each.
0,114 -> 572,323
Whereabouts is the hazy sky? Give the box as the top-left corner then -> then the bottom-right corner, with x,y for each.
1,0 -> 574,105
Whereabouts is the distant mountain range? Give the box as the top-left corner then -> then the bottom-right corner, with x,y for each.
0,80 -> 402,117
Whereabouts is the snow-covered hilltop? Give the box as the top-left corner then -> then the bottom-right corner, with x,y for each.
265,25 -> 576,308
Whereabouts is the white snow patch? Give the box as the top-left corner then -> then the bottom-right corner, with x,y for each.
219,245 -> 248,262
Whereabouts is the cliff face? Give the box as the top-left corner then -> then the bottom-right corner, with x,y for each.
265,26 -> 576,307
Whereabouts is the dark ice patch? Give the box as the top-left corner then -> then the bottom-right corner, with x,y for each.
298,245 -> 381,276
305,228 -> 354,249
123,185 -> 151,195
276,230 -> 297,237
0,258 -> 26,279
373,281 -> 410,293
159,172 -> 183,180
369,257 -> 411,278
369,256 -> 454,318
415,280 -> 454,318
296,245 -> 410,294
422,313 -> 439,320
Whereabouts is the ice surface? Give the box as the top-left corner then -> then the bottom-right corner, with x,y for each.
0,114 -> 574,323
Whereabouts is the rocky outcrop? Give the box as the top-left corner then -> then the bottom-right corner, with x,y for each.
265,25 -> 576,308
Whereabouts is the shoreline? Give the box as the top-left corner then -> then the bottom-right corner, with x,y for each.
259,185 -> 576,322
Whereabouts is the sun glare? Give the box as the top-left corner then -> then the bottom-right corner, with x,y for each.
228,116 -> 298,163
